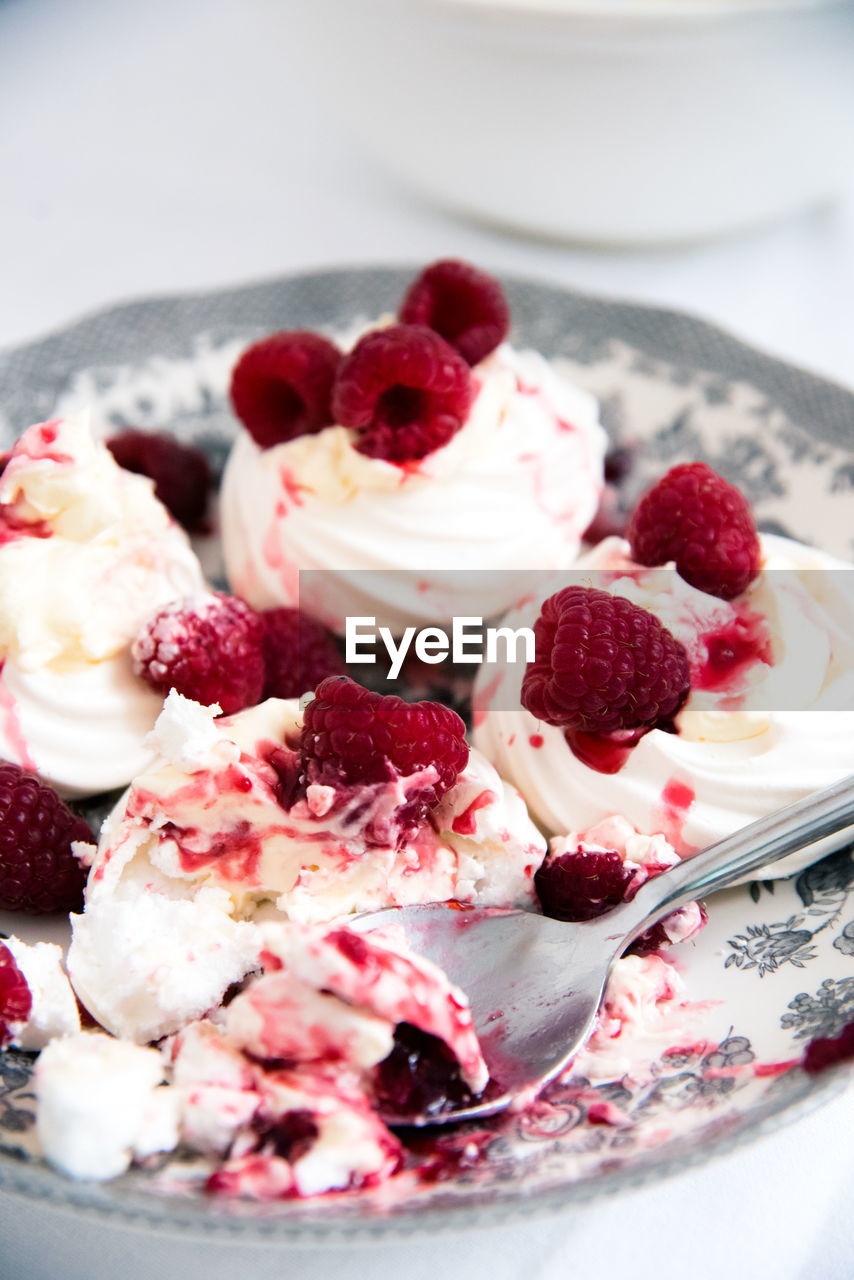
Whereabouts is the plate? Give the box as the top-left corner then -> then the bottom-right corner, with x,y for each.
1,267 -> 853,1242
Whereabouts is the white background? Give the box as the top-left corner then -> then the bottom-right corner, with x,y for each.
1,0 -> 853,1275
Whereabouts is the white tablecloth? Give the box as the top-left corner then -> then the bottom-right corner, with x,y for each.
1,1 -> 853,1275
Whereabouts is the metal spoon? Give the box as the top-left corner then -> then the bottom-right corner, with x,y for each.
353,774 -> 854,1127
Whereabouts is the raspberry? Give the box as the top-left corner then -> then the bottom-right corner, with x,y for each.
301,676 -> 468,810
230,331 -> 342,450
603,445 -> 635,486
107,430 -> 213,532
398,259 -> 510,366
132,593 -> 266,715
331,325 -> 472,463
534,849 -> 633,922
251,1110 -> 319,1163
0,942 -> 32,1047
627,462 -> 761,600
374,1022 -> 475,1119
803,1021 -> 854,1074
626,921 -> 671,957
0,765 -> 91,913
261,608 -> 344,700
522,586 -> 690,740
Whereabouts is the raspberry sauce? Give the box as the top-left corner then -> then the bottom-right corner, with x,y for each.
0,663 -> 37,772
693,605 -> 772,696
651,778 -> 697,855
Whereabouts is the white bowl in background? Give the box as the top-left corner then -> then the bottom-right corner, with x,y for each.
272,0 -> 854,245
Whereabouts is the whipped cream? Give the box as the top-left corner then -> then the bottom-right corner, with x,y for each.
473,533 -> 854,878
220,339 -> 606,632
69,691 -> 544,1041
0,414 -> 206,796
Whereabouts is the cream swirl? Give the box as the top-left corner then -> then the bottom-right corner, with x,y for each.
220,341 -> 606,633
472,533 -> 854,879
0,414 -> 206,795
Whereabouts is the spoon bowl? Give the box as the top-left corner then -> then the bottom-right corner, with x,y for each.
353,774 -> 854,1127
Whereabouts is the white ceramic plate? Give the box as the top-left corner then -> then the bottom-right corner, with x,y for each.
1,267 -> 853,1242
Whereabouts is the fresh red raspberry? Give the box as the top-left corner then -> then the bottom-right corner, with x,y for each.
132,593 -> 266,715
107,429 -> 213,532
803,1021 -> 854,1074
230,331 -> 342,450
627,462 -> 761,600
301,676 -> 468,808
261,608 -> 344,700
331,325 -> 472,463
0,765 -> 91,913
535,849 -> 634,922
522,586 -> 690,739
0,942 -> 32,1047
398,259 -> 510,366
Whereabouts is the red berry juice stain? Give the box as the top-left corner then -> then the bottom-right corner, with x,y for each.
262,514 -> 299,603
471,670 -> 503,730
329,928 -> 371,967
451,789 -> 496,835
278,465 -> 307,511
651,778 -> 696,855
754,1058 -> 799,1078
0,505 -> 53,546
693,604 -> 772,695
20,420 -> 72,465
0,663 -> 37,772
176,819 -> 263,885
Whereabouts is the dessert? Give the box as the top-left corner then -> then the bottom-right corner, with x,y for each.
24,676 -> 546,1192
0,280 -> 841,1207
220,260 -> 607,632
473,465 -> 854,877
13,668 -> 710,1197
0,414 -> 207,796
66,685 -> 544,1042
35,913 -> 492,1190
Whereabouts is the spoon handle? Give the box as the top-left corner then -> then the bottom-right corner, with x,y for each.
612,774 -> 854,949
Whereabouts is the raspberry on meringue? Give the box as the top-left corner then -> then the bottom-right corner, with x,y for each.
67,689 -> 545,1042
473,530 -> 854,880
220,263 -> 607,633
